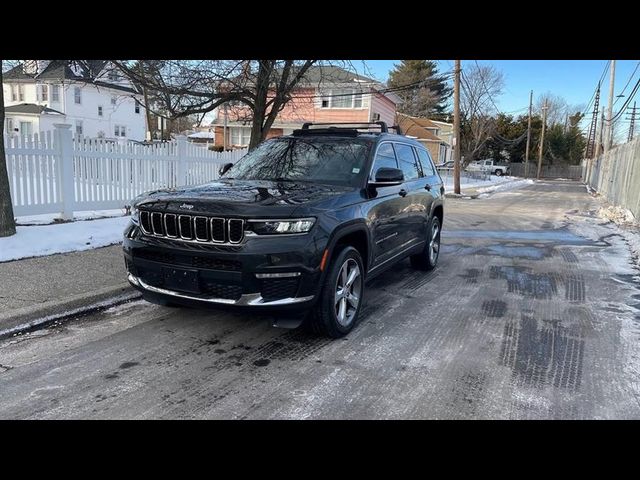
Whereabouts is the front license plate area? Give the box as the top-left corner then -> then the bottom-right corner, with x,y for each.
162,267 -> 201,294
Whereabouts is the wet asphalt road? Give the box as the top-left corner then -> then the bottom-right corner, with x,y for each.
1,180 -> 640,419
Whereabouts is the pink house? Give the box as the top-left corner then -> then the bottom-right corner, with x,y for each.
213,66 -> 399,148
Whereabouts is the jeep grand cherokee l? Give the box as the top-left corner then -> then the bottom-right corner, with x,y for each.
123,122 -> 444,338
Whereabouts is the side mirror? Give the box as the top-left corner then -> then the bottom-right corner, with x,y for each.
219,162 -> 233,177
369,167 -> 404,187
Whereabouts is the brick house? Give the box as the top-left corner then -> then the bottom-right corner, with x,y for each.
396,113 -> 452,163
213,66 -> 399,148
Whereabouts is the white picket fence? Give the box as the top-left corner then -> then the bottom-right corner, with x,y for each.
4,124 -> 247,218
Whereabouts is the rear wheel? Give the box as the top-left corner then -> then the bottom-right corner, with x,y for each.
494,169 -> 503,176
306,246 -> 364,338
410,216 -> 441,271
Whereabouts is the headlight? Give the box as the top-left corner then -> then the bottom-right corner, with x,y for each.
130,204 -> 140,225
249,218 -> 315,235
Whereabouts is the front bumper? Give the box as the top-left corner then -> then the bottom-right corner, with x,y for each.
127,273 -> 314,306
123,223 -> 325,310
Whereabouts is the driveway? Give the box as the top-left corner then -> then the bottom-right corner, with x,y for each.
1,180 -> 639,419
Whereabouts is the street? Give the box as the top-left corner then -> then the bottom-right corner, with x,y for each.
1,180 -> 639,419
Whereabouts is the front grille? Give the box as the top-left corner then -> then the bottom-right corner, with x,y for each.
201,282 -> 243,300
139,210 -> 245,244
133,249 -> 241,271
261,278 -> 300,301
191,256 -> 242,271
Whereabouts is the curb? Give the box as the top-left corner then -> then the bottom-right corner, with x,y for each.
0,283 -> 141,340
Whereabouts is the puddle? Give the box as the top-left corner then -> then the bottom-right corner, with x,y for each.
490,266 -> 558,299
442,244 -> 551,260
443,228 -> 595,245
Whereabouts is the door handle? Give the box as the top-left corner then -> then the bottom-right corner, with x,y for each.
424,184 -> 431,191
399,189 -> 408,197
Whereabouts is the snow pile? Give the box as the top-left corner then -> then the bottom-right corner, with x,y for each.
0,216 -> 131,262
597,205 -> 637,225
475,178 -> 534,195
16,209 -> 127,226
442,174 -> 517,191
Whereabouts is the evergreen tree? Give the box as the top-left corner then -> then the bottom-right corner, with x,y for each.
388,60 -> 452,119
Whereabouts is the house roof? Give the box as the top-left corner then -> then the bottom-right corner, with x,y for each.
3,60 -> 138,94
299,65 -> 377,85
5,103 -> 65,115
397,114 -> 445,143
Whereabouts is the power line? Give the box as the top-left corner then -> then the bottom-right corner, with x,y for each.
613,61 -> 640,106
611,76 -> 640,124
582,60 -> 611,118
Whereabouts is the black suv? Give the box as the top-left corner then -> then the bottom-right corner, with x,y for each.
123,122 -> 444,337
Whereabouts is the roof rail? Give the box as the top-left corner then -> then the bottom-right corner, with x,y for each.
301,121 -> 389,133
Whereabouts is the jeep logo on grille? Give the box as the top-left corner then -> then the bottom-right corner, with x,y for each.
179,203 -> 194,210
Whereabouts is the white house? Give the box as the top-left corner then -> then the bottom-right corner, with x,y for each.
2,60 -> 146,141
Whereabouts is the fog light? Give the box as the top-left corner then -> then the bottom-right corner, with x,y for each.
255,272 -> 301,279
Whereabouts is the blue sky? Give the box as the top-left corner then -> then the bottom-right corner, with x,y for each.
365,60 -> 640,121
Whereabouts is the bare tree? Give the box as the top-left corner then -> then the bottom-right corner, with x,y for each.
0,61 -> 16,237
112,60 -> 323,150
459,63 -> 505,162
535,92 -> 569,127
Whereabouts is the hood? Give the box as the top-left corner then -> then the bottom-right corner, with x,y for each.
135,179 -> 358,217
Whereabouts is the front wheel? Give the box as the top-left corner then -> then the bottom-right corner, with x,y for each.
494,169 -> 503,176
410,216 -> 441,271
306,246 -> 364,338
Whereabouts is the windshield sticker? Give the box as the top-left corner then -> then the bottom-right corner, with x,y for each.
352,168 -> 360,174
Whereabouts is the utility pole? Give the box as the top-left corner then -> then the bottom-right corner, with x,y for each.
595,111 -> 605,157
453,60 -> 461,195
586,84 -> 600,159
605,60 -> 616,153
524,89 -> 533,178
223,103 -> 228,151
627,102 -> 638,142
536,101 -> 548,180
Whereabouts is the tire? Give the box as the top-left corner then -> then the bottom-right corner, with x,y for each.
494,169 -> 503,176
410,216 -> 441,271
306,246 -> 365,338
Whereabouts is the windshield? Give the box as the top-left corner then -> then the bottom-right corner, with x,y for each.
222,137 -> 373,187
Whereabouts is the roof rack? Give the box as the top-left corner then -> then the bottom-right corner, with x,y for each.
292,121 -> 404,137
301,121 -> 389,132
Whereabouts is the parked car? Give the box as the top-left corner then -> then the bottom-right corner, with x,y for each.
437,161 -> 455,169
123,122 -> 444,338
467,159 -> 510,176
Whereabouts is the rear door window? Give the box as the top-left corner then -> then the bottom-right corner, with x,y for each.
416,148 -> 436,176
394,143 -> 420,181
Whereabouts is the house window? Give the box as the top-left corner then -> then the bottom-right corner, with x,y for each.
323,89 -> 362,109
115,125 -> 126,137
38,84 -> 48,102
20,121 -> 33,137
135,102 -> 140,114
231,127 -> 248,146
51,84 -> 60,102
331,89 -> 352,108
74,87 -> 81,104
6,118 -> 13,135
18,84 -> 25,102
10,85 -> 17,102
98,106 -> 103,117
111,96 -> 117,105
75,120 -> 83,137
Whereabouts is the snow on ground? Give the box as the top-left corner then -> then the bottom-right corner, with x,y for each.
442,174 -> 534,197
442,174 -> 516,191
0,216 -> 131,263
16,209 -> 127,226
